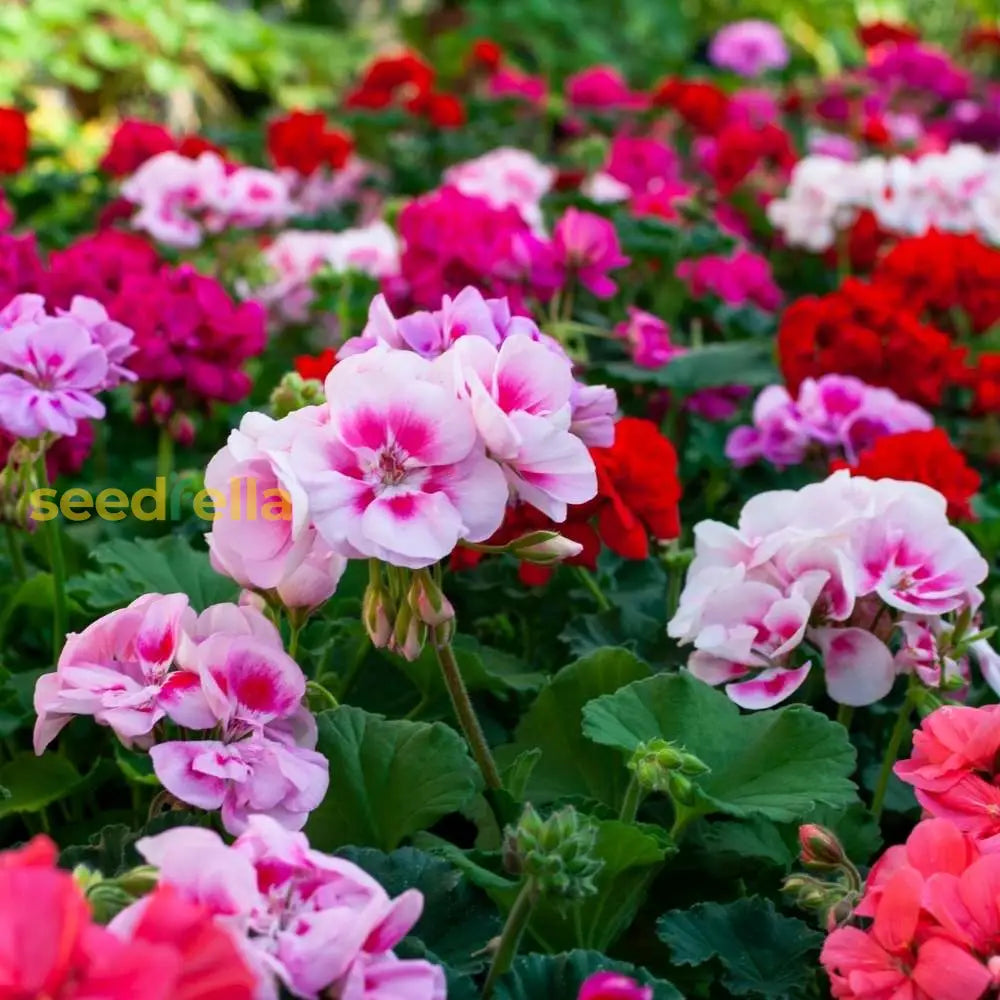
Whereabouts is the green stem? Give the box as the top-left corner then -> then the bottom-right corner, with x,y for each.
156,426 -> 174,487
35,457 -> 67,664
305,679 -> 339,712
483,878 -> 538,1000
432,626 -> 502,791
5,524 -> 25,581
619,774 -> 644,823
669,803 -> 703,843
836,704 -> 854,731
288,622 -> 301,660
872,687 -> 916,822
574,566 -> 612,612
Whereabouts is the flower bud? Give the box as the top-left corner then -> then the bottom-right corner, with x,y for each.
668,772 -> 699,807
169,412 -> 196,448
798,824 -> 846,870
628,738 -> 709,794
578,971 -> 653,1000
86,881 -> 137,923
408,572 -> 455,627
362,584 -> 393,648
150,385 -> 174,421
270,371 -> 326,419
509,530 -> 584,565
398,614 -> 427,662
507,803 -> 603,901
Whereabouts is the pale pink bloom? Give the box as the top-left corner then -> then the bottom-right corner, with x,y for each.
570,382 -> 617,447
578,971 -> 652,1000
807,131 -> 859,161
206,409 -> 346,606
33,593 -> 197,752
581,172 -> 631,204
58,295 -> 137,387
123,152 -> 295,247
131,817 -> 444,1000
291,349 -> 507,568
709,20 -> 789,77
442,335 -> 597,520
821,866 -> 990,1000
810,627 -> 896,706
252,224 -> 400,324
150,734 -> 328,834
551,208 -> 630,298
443,148 -> 554,231
894,618 -> 969,692
285,156 -> 374,216
0,313 -> 109,438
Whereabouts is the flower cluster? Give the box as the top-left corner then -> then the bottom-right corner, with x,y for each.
127,816 -> 444,1000
726,374 -> 933,470
0,834 -> 256,1000
266,109 -> 354,177
669,471 -> 996,709
0,292 -> 136,441
206,287 -> 607,579
676,247 -> 783,311
250,222 -> 400,324
708,19 -> 790,78
122,151 -> 296,247
100,118 -> 224,177
33,594 -> 329,833
777,279 -> 960,408
768,145 -> 1000,251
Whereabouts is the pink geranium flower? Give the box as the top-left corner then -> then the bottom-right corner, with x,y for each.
578,971 -> 652,1000
708,20 -> 790,77
290,348 -> 508,568
552,208 -> 631,298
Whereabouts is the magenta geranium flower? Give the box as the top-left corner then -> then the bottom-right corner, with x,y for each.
552,208 -> 630,298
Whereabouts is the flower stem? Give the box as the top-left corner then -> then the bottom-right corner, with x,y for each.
872,687 -> 916,822
5,524 -> 25,581
35,457 -> 67,664
836,704 -> 854,731
432,626 -> 502,791
156,425 -> 174,487
619,774 -> 644,823
482,878 -> 538,1000
574,565 -> 612,612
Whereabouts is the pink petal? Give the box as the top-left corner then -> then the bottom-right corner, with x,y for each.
724,663 -> 811,709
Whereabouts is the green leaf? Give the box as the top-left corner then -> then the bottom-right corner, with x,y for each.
603,339 -> 778,393
502,748 -> 542,802
306,706 -> 481,851
497,648 -> 651,807
69,536 -> 238,612
495,950 -> 682,1000
0,752 -> 84,817
696,817 -> 793,872
657,897 -> 823,998
336,846 -> 500,974
582,672 -> 857,822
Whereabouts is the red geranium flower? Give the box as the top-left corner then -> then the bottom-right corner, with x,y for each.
267,110 -> 353,175
857,21 -> 920,48
294,348 -> 337,381
469,39 -> 503,72
835,428 -> 980,521
345,51 -> 435,109
99,119 -> 175,176
407,91 -> 467,128
778,278 -> 963,407
651,78 -> 729,135
0,107 -> 29,174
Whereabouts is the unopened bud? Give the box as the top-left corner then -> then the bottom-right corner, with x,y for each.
628,738 -> 709,795
270,372 -> 326,418
169,412 -> 196,448
798,824 -> 846,870
363,585 -> 393,648
668,772 -> 698,807
398,614 -> 427,662
150,386 -> 174,421
408,572 -> 455,627
510,530 -> 584,565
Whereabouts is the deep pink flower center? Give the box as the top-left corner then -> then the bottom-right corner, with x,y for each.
375,446 -> 409,486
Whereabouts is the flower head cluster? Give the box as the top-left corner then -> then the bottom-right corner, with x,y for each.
578,971 -> 652,1000
768,145 -> 1000,251
820,815 -> 998,1000
866,40 -> 970,101
251,223 -> 400,324
0,106 -> 28,174
0,293 -> 136,440
442,147 -> 554,231
126,816 -> 445,1000
676,247 -> 783,311
266,110 -> 353,177
726,374 -> 933,469
708,20 -> 789,77
33,595 -> 329,833
0,834 -> 257,1000
122,151 -> 296,247
669,471 -> 995,709
777,279 -> 961,408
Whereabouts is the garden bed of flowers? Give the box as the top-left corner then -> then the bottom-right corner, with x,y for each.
4,8 -> 1000,1000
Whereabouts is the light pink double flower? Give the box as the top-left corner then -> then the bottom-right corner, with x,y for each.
33,595 -> 328,833
0,293 -> 136,440
119,816 -> 446,1000
669,471 -> 995,709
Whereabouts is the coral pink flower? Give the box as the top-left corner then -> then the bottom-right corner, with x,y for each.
552,208 -> 630,298
442,335 -> 597,520
290,349 -> 508,568
578,971 -> 653,1000
821,867 -> 990,1000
